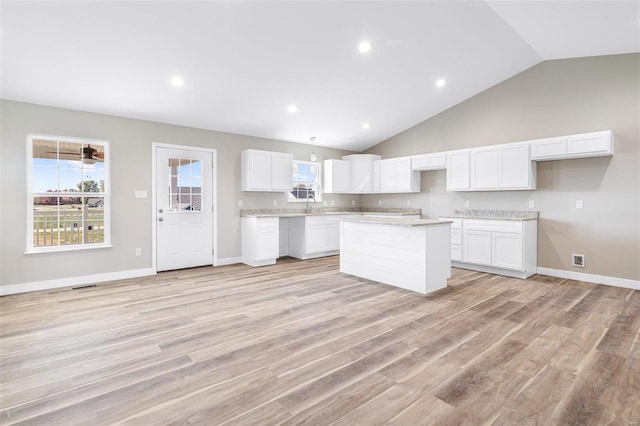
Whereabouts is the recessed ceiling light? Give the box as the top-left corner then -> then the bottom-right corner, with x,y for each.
288,105 -> 298,113
436,79 -> 446,88
362,122 -> 371,129
171,76 -> 184,87
358,41 -> 371,54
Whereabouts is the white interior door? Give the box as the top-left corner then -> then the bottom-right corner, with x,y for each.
156,146 -> 213,271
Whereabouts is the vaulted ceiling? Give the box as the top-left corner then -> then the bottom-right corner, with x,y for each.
2,1 -> 638,151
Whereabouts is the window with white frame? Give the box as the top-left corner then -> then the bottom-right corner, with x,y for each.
289,160 -> 322,202
27,135 -> 110,252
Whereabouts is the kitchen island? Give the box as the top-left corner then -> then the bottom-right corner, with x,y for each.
333,216 -> 452,295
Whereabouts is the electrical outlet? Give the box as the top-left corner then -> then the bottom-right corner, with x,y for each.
465,200 -> 470,208
135,248 -> 141,257
272,200 -> 277,207
238,200 -> 243,207
134,190 -> 147,199
352,200 -> 355,206
576,200 -> 583,209
331,200 -> 335,206
529,200 -> 535,209
378,200 -> 382,206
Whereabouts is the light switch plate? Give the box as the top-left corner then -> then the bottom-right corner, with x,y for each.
134,190 -> 147,199
238,200 -> 243,207
465,200 -> 470,208
576,200 -> 583,209
272,200 -> 277,207
529,200 -> 535,208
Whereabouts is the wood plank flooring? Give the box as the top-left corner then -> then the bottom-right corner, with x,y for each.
1,256 -> 639,425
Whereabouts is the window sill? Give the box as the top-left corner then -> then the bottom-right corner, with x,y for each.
25,243 -> 112,255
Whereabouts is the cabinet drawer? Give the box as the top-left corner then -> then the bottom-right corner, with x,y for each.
463,219 -> 523,234
306,216 -> 330,226
450,229 -> 462,245
257,217 -> 279,229
440,217 -> 462,229
450,245 -> 462,261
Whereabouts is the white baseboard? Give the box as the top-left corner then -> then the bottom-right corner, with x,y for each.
0,268 -> 155,296
536,267 -> 640,291
215,256 -> 242,267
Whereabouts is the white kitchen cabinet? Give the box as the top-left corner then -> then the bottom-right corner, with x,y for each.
440,217 -> 536,278
342,154 -> 381,193
463,230 -> 492,265
440,217 -> 463,262
530,130 -> 613,161
446,150 -> 470,191
470,147 -> 499,189
241,217 -> 279,267
324,159 -> 351,193
492,232 -> 523,270
499,142 -> 533,189
467,142 -> 535,191
412,152 -> 446,171
288,215 -> 341,260
374,157 -> 420,193
241,149 -> 293,192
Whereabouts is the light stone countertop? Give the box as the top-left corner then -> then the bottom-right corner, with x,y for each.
240,207 -> 421,218
327,216 -> 452,227
442,209 -> 539,221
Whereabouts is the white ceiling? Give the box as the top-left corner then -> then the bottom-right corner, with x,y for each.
1,1 -> 638,152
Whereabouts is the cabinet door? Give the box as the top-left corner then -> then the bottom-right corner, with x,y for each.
463,230 -> 492,265
499,143 -> 531,188
380,159 -> 397,192
271,152 -> 293,191
246,150 -> 271,191
446,150 -> 470,191
305,221 -> 340,254
324,160 -> 351,193
567,131 -> 611,156
491,232 -> 523,270
396,157 -> 413,192
530,137 -> 567,160
372,161 -> 381,193
470,147 -> 499,189
351,158 -> 372,193
256,218 -> 279,260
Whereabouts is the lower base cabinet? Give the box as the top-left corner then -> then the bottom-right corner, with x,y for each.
241,217 -> 279,267
441,217 -> 537,279
288,216 -> 342,260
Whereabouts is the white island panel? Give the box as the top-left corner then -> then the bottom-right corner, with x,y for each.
339,220 -> 451,295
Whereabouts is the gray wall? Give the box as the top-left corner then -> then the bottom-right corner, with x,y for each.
0,101 -> 356,286
362,53 -> 640,281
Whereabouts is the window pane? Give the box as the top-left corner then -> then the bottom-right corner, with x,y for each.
83,162 -> 105,192
60,167 -> 83,192
33,200 -> 59,247
85,198 -> 105,243
33,167 -> 59,192
59,142 -> 83,162
191,177 -> 202,191
59,206 -> 83,245
191,195 -> 202,211
191,160 -> 202,177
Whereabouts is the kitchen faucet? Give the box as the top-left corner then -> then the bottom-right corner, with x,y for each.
305,193 -> 316,214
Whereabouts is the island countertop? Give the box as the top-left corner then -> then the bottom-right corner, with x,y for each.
328,216 -> 452,227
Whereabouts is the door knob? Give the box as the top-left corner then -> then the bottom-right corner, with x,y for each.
158,208 -> 164,213
158,217 -> 164,222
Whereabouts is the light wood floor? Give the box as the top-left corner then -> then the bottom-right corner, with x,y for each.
1,256 -> 639,425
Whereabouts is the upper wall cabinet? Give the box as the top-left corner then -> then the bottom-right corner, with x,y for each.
241,149 -> 293,192
530,130 -> 613,161
446,149 -> 471,191
342,154 -> 381,193
412,152 -> 446,171
450,142 -> 535,192
375,157 -> 420,193
324,159 -> 351,193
